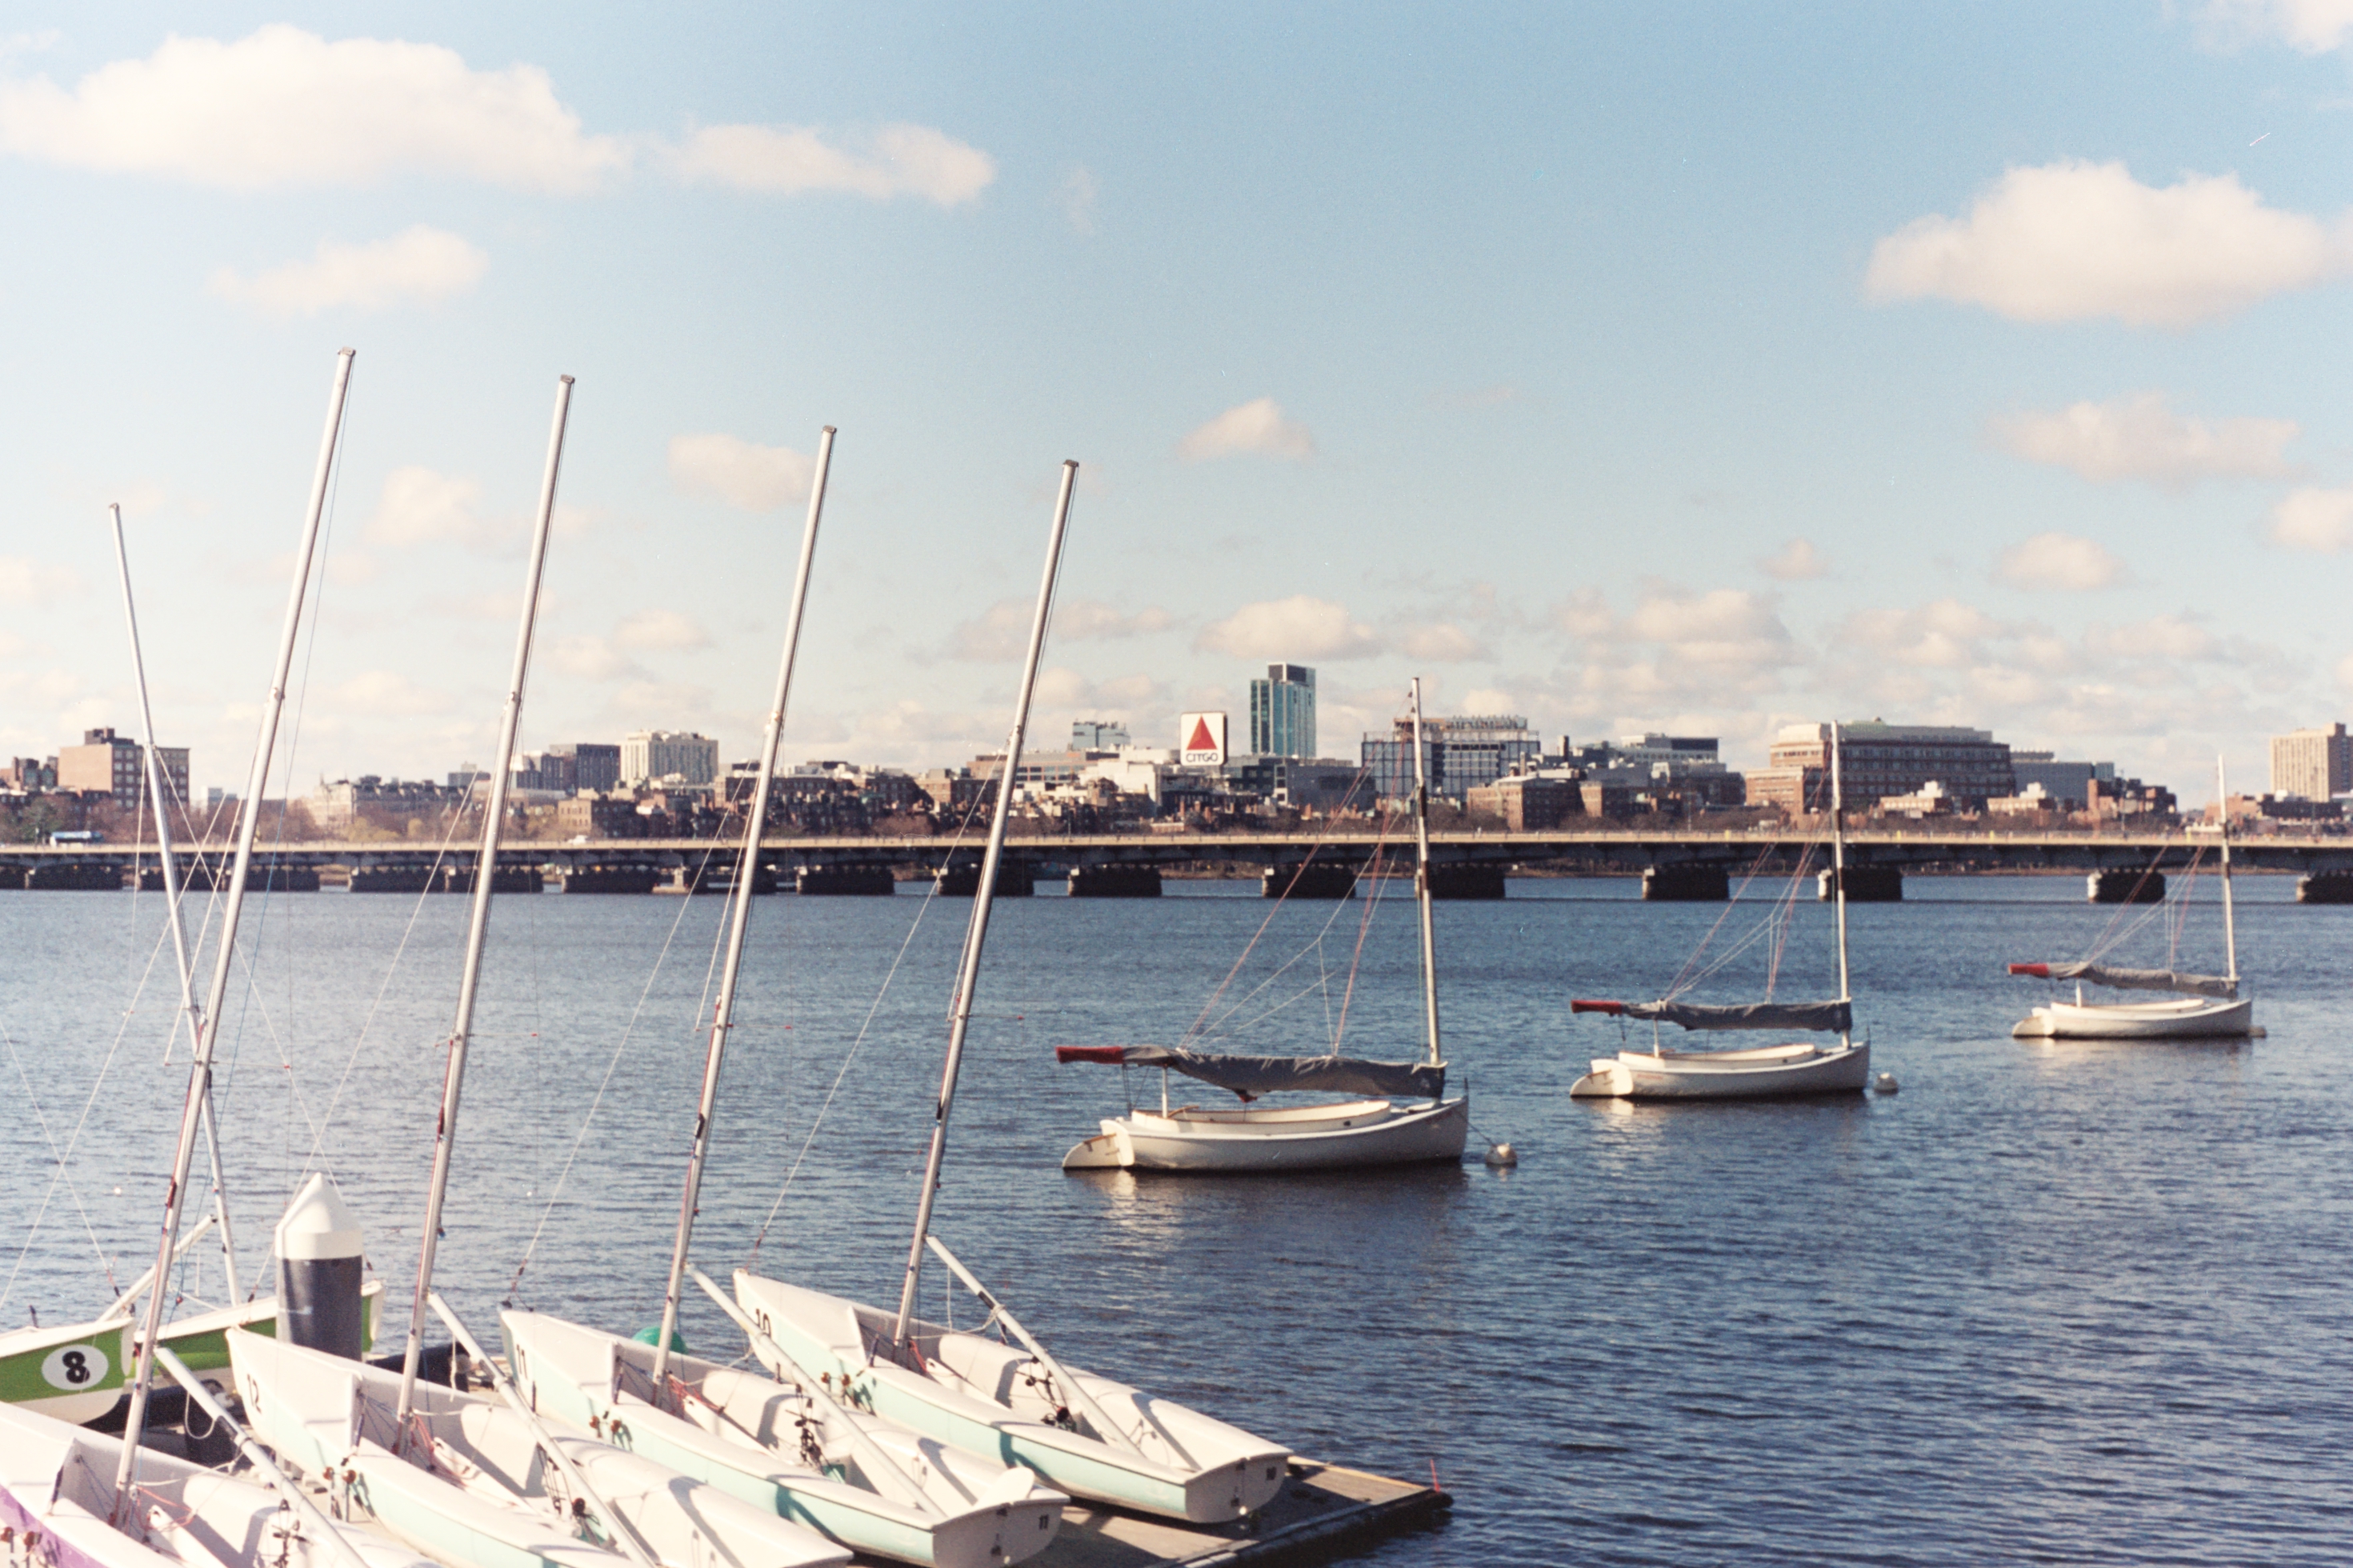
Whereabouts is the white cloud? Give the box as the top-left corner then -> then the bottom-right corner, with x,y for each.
545,635 -> 634,682
1990,392 -> 2299,487
2338,650 -> 2353,689
614,608 -> 709,650
0,26 -> 624,191
2203,0 -> 2353,52
209,226 -> 486,316
943,598 -> 1172,662
670,122 -> 994,206
1034,667 -> 1166,713
1995,532 -> 2129,590
332,670 -> 448,715
366,466 -> 488,549
1399,622 -> 1490,662
1758,538 -> 1827,581
1178,398 -> 1315,462
1840,598 -> 2009,670
2089,614 -> 2221,662
1197,595 -> 1382,660
1058,166 -> 1097,234
666,433 -> 814,511
2267,486 -> 2353,551
1865,160 -> 2347,326
0,556 -> 82,604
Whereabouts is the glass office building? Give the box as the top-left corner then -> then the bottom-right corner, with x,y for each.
1362,714 -> 1542,802
1249,664 -> 1317,758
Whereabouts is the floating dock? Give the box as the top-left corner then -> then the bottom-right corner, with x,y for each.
1034,1459 -> 1448,1567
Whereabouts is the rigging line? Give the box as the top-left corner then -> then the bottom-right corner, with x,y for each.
0,911 -> 176,1310
1327,806 -> 1402,1053
1662,839 -> 1780,998
0,1020 -> 114,1296
749,799 -> 995,1262
1177,766 -> 1373,1046
2083,841 -> 2186,965
2083,835 -> 2175,959
303,794 -> 477,1172
218,935 -> 328,1166
1663,845 -> 1811,1001
1188,889 -> 1366,1047
1763,843 -> 1820,998
505,864 -> 711,1297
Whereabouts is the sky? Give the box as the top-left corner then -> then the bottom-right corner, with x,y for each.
6,3 -> 2353,803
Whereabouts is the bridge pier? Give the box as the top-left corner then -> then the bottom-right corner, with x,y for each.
1427,865 -> 1507,900
1264,863 -> 1358,899
142,866 -> 319,893
1643,865 -> 1727,902
1069,865 -> 1162,898
29,863 -> 124,891
796,866 -> 895,896
2298,873 -> 2353,904
553,867 -> 663,894
934,862 -> 1034,897
2088,870 -> 2165,904
1819,866 -> 1903,902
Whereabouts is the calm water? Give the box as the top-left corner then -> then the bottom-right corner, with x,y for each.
2,871 -> 2347,1566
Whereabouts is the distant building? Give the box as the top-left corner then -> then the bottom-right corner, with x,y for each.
1249,665 -> 1317,758
310,776 -> 458,832
57,727 -> 188,810
2,757 -> 57,791
545,742 -> 621,794
510,750 -> 576,794
554,795 -> 644,838
1755,722 -> 2015,814
2009,750 -> 2115,811
622,730 -> 719,786
1070,719 -> 1131,751
1465,775 -> 1581,830
1362,714 -> 1541,802
1560,734 -> 1743,810
2271,723 -> 2352,802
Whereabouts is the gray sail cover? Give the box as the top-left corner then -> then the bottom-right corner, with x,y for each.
1626,999 -> 1851,1033
2019,962 -> 2238,1000
1055,1044 -> 1444,1099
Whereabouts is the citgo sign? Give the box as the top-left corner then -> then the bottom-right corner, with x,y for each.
1180,712 -> 1227,766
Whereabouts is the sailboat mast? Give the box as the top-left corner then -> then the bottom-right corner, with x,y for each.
395,376 -> 573,1430
650,427 -> 834,1392
2217,755 -> 2238,983
1408,678 -> 1442,1068
1829,721 -> 1851,1010
114,348 -> 354,1522
891,460 -> 1077,1349
109,506 -> 240,1302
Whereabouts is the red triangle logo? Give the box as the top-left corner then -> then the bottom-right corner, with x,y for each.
1187,718 -> 1216,752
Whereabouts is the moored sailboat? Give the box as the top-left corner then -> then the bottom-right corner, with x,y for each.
1570,720 -> 1870,1100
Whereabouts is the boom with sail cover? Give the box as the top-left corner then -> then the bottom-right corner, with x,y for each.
1570,998 -> 1852,1033
2007,962 -> 2237,1000
1054,1045 -> 1444,1101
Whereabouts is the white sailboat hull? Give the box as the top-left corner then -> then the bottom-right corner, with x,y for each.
1571,1041 -> 1871,1099
227,1330 -> 848,1568
732,1272 -> 1288,1523
1062,1096 -> 1469,1173
499,1311 -> 1062,1568
2012,995 -> 2257,1039
0,1398 -> 431,1568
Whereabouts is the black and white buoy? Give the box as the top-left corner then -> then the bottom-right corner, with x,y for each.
274,1173 -> 366,1359
1483,1141 -> 1519,1167
1874,1073 -> 1899,1095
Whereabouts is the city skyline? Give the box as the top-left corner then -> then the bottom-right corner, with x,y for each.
5,9 -> 2353,798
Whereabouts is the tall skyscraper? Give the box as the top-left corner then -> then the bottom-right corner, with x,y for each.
622,730 -> 720,786
1249,664 -> 1316,758
2271,722 -> 2351,801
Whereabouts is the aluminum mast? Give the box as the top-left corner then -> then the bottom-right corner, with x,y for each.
114,348 -> 354,1522
1407,678 -> 1442,1068
1830,720 -> 1851,1029
892,460 -> 1077,1348
395,376 -> 573,1430
650,426 -> 834,1391
109,505 -> 241,1302
2217,755 -> 2238,985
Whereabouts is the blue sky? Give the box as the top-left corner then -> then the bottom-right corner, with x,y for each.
6,3 -> 2353,801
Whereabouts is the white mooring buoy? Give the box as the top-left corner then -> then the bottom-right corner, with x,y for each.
1874,1073 -> 1899,1095
1483,1142 -> 1519,1167
274,1172 -> 366,1359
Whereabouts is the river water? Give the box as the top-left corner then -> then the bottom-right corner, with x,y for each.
2,870 -> 2347,1566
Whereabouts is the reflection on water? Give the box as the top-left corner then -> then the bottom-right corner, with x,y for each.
1,876 -> 2349,1565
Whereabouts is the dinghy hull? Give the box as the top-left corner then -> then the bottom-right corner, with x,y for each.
1063,1096 -> 1470,1172
1571,1042 -> 1871,1099
2012,996 -> 2256,1039
733,1272 -> 1289,1522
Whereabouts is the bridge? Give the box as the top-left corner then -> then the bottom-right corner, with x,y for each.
2,827 -> 2348,902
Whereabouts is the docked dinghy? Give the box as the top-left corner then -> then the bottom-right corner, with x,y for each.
734,1270 -> 1289,1524
227,1330 -> 849,1568
502,1309 -> 1063,1568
